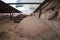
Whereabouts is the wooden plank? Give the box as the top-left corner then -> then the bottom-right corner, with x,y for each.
7,3 -> 41,5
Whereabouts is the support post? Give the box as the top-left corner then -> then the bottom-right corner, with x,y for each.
39,8 -> 42,18
10,13 -> 12,19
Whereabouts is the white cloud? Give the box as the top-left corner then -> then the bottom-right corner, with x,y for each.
2,0 -> 17,3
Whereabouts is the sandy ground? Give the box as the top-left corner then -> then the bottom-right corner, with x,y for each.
0,18 -> 30,40
14,16 -> 60,40
0,16 -> 60,40
0,19 -> 18,31
0,30 -> 20,40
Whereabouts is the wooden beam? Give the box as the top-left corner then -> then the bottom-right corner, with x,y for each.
39,8 -> 42,18
7,3 -> 41,5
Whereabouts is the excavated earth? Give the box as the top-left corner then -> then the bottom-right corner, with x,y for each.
14,16 -> 60,40
0,16 -> 60,40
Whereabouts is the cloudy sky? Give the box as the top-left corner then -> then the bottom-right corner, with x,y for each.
2,0 -> 44,14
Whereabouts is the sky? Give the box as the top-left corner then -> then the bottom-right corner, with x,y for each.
2,0 -> 44,3
2,0 -> 44,14
2,0 -> 17,3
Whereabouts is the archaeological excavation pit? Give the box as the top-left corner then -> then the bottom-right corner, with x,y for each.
0,0 -> 60,40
